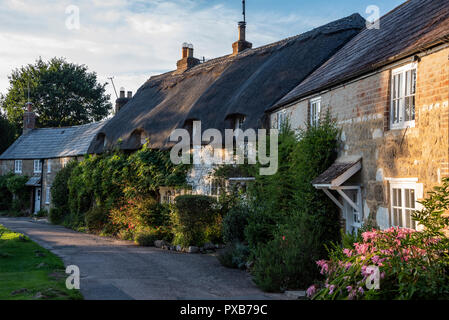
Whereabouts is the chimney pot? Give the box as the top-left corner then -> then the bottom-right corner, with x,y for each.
127,91 -> 133,99
23,102 -> 36,135
177,42 -> 200,72
119,87 -> 125,98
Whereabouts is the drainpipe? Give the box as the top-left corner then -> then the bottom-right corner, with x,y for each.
40,159 -> 44,213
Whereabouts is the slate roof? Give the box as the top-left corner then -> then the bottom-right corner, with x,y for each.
94,13 -> 366,152
272,0 -> 449,110
312,157 -> 362,186
0,121 -> 108,160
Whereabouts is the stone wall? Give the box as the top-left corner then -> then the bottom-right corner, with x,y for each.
272,47 -> 449,229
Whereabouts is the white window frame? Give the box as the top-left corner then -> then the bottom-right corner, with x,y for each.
387,178 -> 423,230
390,63 -> 417,130
62,158 -> 69,168
14,160 -> 22,174
47,159 -> 52,173
310,97 -> 321,127
276,110 -> 287,130
45,186 -> 51,204
34,160 -> 42,174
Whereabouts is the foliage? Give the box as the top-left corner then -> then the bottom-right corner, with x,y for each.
0,174 -> 13,211
0,111 -> 16,154
50,160 -> 78,218
50,146 -> 188,241
244,114 -> 341,291
85,206 -> 109,232
4,174 -> 29,214
222,204 -> 250,243
134,227 -> 173,246
218,241 -> 250,270
171,195 -> 219,247
1,57 -> 111,132
35,209 -> 48,218
309,178 -> 449,300
49,208 -> 65,225
109,197 -> 170,238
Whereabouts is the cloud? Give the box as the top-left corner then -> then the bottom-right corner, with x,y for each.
0,0 -> 340,109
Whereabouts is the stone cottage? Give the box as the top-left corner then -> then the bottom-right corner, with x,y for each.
267,0 -> 449,233
0,103 -> 107,213
88,14 -> 366,199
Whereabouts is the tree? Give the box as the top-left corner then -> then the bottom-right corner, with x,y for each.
0,110 -> 16,154
1,57 -> 112,131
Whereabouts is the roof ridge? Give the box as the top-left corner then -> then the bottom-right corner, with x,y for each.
146,13 -> 363,82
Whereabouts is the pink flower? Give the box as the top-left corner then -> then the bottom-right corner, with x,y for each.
343,248 -> 353,257
306,285 -> 317,298
329,285 -> 336,295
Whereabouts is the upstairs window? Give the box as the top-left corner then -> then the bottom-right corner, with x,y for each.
34,160 -> 42,174
276,110 -> 287,130
390,63 -> 417,130
310,97 -> 321,127
14,160 -> 22,174
47,160 -> 52,173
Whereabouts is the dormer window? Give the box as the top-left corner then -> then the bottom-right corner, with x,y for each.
234,116 -> 245,130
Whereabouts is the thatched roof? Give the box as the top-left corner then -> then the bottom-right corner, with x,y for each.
272,0 -> 449,110
93,13 -> 365,152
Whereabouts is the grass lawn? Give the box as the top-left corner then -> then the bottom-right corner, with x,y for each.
0,224 -> 83,300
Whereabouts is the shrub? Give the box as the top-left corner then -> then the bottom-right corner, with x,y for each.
49,207 -> 65,224
134,227 -> 173,246
35,209 -> 48,218
5,174 -> 29,213
51,160 -> 78,217
0,174 -> 13,211
110,197 -> 170,237
309,178 -> 449,300
171,195 -> 219,247
85,206 -> 108,232
218,241 -> 249,270
222,205 -> 250,243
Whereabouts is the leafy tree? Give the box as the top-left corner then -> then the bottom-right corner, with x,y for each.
1,57 -> 111,131
0,110 -> 16,153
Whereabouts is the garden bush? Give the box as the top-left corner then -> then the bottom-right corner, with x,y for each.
171,195 -> 219,247
51,160 -> 78,219
308,178 -> 449,300
218,241 -> 250,270
49,207 -> 65,224
0,174 -> 13,211
5,174 -> 29,214
245,114 -> 341,292
85,206 -> 109,232
222,204 -> 250,243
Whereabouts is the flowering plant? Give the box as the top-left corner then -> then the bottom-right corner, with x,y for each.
308,178 -> 449,300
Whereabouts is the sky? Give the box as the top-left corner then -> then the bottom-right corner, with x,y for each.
0,0 -> 406,107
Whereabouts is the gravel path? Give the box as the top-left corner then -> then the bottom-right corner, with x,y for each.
0,217 -> 284,300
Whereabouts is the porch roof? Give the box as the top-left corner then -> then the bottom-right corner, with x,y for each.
25,176 -> 41,187
312,156 -> 362,188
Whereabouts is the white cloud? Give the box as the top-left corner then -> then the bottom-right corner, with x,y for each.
0,0 -> 339,109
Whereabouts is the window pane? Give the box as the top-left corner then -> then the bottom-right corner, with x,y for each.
405,209 -> 411,228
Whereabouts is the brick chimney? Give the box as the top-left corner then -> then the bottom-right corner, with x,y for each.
232,21 -> 252,55
23,102 -> 36,135
115,87 -> 132,114
177,43 -> 200,73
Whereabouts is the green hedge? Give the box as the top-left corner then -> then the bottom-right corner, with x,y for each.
171,195 -> 220,247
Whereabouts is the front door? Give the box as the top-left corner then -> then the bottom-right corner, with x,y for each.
343,190 -> 362,235
34,188 -> 41,213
